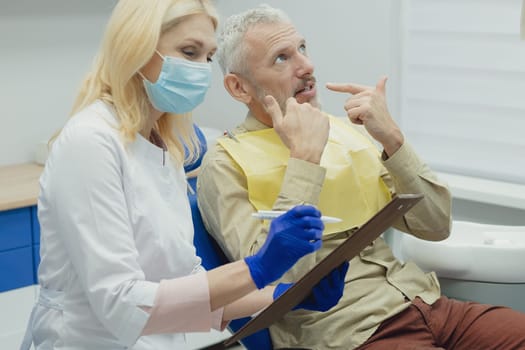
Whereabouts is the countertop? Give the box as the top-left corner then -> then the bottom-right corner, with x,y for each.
0,163 -> 44,211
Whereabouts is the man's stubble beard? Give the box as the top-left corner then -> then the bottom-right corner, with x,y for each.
253,85 -> 323,115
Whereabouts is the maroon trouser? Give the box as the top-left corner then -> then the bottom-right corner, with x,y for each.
357,296 -> 525,350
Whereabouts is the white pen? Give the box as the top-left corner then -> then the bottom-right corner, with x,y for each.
252,210 -> 342,224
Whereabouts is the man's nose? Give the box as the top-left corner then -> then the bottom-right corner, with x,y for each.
296,54 -> 314,77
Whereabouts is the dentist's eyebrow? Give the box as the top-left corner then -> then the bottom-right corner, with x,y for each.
181,38 -> 205,47
180,38 -> 217,53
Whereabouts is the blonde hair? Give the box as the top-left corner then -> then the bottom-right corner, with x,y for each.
69,0 -> 218,164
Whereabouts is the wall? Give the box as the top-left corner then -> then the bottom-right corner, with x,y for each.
0,0 -> 116,166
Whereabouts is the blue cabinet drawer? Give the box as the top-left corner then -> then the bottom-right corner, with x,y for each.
0,208 -> 32,251
31,206 -> 40,244
0,246 -> 34,292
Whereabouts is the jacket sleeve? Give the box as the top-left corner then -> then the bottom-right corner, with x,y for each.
271,158 -> 327,281
381,142 -> 452,241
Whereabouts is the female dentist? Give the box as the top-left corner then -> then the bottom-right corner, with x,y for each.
21,0 -> 348,349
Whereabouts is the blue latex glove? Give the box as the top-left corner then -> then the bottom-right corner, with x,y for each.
244,205 -> 324,289
273,261 -> 349,312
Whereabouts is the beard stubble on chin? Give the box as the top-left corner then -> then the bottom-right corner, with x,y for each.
254,77 -> 322,115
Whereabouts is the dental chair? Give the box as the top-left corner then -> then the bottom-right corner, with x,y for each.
186,125 -> 274,350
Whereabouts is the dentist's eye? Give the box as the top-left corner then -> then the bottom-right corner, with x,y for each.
207,50 -> 216,63
181,48 -> 196,58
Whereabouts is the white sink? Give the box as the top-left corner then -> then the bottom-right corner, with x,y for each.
399,221 -> 525,283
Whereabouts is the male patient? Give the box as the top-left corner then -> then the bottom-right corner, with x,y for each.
198,5 -> 525,350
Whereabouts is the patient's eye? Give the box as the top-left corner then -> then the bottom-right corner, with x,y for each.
299,43 -> 307,55
275,54 -> 288,64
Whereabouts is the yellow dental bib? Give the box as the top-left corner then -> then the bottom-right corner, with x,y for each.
218,117 -> 391,235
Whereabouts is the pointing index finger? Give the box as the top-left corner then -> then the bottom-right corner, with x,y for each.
326,82 -> 370,95
375,76 -> 388,95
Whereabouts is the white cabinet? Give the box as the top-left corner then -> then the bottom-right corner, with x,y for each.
0,286 -> 36,349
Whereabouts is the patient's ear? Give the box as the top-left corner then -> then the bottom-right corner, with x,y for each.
224,73 -> 253,104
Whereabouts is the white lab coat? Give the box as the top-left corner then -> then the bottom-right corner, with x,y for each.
24,101 -> 206,349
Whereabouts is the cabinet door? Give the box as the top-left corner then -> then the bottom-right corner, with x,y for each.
0,208 -> 34,291
0,246 -> 34,292
0,208 -> 32,250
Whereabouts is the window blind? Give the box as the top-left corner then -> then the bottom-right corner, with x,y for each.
400,0 -> 525,185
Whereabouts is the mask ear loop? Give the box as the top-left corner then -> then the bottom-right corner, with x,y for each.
154,50 -> 166,60
138,50 -> 166,81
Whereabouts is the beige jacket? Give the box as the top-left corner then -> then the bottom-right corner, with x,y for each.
197,114 -> 452,350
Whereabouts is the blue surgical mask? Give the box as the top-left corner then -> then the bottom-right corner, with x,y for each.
143,51 -> 212,114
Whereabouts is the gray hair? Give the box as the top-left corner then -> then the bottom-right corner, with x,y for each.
216,4 -> 290,75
